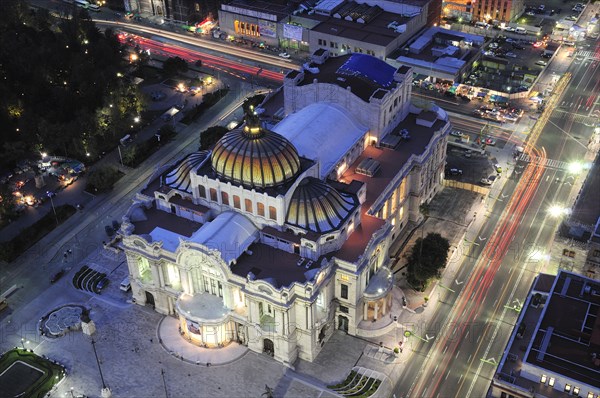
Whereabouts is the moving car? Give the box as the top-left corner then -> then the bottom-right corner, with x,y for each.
448,168 -> 463,176
450,131 -> 464,137
278,52 -> 291,59
535,60 -> 548,66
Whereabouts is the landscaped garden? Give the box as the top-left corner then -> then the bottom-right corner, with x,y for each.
0,348 -> 66,398
327,368 -> 384,397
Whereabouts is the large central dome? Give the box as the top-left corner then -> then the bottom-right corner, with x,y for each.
211,123 -> 301,189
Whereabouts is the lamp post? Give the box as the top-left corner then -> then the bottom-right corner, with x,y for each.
20,338 -> 29,349
47,191 -> 58,225
161,369 -> 168,398
117,146 -> 124,166
91,339 -> 111,397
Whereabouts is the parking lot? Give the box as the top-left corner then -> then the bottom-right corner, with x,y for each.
445,129 -> 508,187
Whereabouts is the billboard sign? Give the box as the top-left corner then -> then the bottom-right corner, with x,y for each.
259,19 -> 277,38
283,24 -> 303,41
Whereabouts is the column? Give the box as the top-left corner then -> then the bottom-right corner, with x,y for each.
374,302 -> 379,321
382,297 -> 387,316
363,301 -> 369,320
151,261 -> 162,288
180,269 -> 191,294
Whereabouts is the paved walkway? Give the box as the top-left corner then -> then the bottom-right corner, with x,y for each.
157,316 -> 249,366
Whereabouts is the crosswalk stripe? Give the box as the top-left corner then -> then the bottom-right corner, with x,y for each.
517,154 -> 569,170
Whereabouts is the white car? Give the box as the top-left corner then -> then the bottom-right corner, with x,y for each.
278,52 -> 291,59
450,130 -> 464,137
506,52 -> 517,58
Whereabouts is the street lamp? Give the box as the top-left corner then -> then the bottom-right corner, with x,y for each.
47,191 -> 59,225
90,339 -> 110,397
20,338 -> 29,349
133,116 -> 140,123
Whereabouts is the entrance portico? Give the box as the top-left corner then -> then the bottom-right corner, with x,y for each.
362,267 -> 394,321
176,293 -> 237,347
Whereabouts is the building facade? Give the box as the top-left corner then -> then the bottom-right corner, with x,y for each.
119,52 -> 450,365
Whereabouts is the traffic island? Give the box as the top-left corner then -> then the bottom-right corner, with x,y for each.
0,348 -> 66,398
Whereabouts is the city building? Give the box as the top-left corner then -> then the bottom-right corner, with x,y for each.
118,52 -> 450,365
490,270 -> 600,398
471,0 -> 525,23
392,26 -> 484,82
217,0 -> 437,58
442,0 -> 524,23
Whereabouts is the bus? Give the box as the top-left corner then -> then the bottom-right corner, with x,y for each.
88,3 -> 100,11
75,0 -> 89,8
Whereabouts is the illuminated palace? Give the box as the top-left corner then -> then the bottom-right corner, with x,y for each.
119,51 -> 450,365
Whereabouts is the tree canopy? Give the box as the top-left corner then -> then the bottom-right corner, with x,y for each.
0,1 -> 144,169
406,232 -> 450,291
162,56 -> 188,78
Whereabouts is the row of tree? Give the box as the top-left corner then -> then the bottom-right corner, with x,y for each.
0,1 -> 145,171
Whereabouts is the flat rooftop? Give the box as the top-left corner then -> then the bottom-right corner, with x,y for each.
311,11 -> 410,47
231,242 -> 323,288
221,0 -> 292,21
497,272 -> 600,395
131,204 -> 203,237
336,112 -> 447,262
297,54 -> 399,102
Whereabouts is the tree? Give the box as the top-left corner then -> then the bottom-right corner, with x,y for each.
199,126 -> 228,150
86,166 -> 121,192
162,56 -> 188,77
406,233 -> 450,291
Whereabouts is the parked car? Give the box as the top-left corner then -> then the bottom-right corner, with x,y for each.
450,131 -> 464,137
50,269 -> 65,284
96,277 -> 109,292
105,225 -> 115,237
448,168 -> 463,176
535,60 -> 548,66
506,52 -> 517,58
278,52 -> 291,59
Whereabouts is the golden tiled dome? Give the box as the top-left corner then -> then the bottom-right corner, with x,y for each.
211,124 -> 300,189
286,177 -> 359,233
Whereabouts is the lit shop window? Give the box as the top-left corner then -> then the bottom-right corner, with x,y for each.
540,375 -> 547,384
548,377 -> 555,387
564,384 -> 571,393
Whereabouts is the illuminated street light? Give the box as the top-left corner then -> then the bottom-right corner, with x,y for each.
548,204 -> 569,218
133,116 -> 140,123
567,161 -> 583,174
130,53 -> 138,62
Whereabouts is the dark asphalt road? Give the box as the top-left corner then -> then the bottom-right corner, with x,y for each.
394,37 -> 599,398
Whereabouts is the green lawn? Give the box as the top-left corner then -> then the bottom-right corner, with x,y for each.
0,348 -> 66,398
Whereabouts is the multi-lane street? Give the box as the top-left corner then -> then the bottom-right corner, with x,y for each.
393,36 -> 600,398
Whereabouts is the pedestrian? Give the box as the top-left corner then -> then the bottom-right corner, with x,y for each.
68,249 -> 72,254
63,253 -> 67,259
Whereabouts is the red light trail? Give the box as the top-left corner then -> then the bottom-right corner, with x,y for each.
118,34 -> 285,83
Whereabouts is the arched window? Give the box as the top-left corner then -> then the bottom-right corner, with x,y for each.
233,195 -> 241,209
245,199 -> 253,213
198,185 -> 206,199
209,188 -> 217,201
221,191 -> 229,206
257,202 -> 265,217
268,206 -> 277,220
